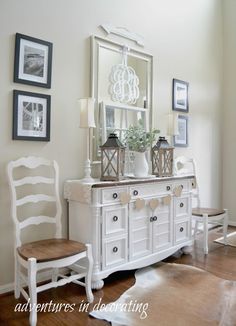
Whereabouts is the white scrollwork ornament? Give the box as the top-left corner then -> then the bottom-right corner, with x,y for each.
109,46 -> 140,104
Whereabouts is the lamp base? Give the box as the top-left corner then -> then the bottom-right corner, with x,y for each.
81,159 -> 96,184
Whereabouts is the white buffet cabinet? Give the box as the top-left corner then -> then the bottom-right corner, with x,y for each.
64,175 -> 194,289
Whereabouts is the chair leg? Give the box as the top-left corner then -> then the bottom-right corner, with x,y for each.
193,220 -> 199,240
14,255 -> 21,299
203,214 -> 208,254
223,209 -> 228,245
85,244 -> 94,303
52,268 -> 59,283
28,258 -> 37,326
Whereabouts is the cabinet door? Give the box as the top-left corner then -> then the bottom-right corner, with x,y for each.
152,200 -> 172,252
129,202 -> 152,260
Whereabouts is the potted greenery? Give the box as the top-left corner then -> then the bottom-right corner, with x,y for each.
124,121 -> 159,177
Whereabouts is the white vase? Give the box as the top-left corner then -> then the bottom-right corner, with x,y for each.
133,151 -> 149,177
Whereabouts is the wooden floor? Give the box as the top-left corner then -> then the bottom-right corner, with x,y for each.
1,226 -> 236,326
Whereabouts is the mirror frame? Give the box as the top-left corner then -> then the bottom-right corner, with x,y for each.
90,35 -> 153,163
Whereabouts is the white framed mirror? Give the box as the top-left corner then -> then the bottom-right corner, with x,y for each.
90,35 -> 153,162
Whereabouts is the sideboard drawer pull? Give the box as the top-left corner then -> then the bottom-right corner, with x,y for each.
133,190 -> 139,196
180,202 -> 184,208
181,185 -> 184,189
113,216 -> 118,222
150,216 -> 153,222
153,216 -> 157,221
180,227 -> 184,232
113,193 -> 118,199
113,246 -> 118,253
166,186 -> 171,191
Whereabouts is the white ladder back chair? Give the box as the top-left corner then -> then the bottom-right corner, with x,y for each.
7,156 -> 93,326
174,156 -> 228,255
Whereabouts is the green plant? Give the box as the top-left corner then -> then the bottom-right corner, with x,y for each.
124,121 -> 159,152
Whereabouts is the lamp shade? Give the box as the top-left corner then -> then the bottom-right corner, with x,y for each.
78,98 -> 96,128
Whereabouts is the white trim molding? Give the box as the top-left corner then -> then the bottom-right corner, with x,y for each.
100,24 -> 144,47
228,220 -> 236,227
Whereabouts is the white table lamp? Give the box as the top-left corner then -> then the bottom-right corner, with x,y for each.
79,98 -> 96,183
167,113 -> 179,145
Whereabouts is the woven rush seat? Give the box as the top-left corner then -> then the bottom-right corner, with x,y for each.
17,238 -> 86,262
192,207 -> 225,217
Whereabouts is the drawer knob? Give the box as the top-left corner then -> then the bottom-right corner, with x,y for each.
113,246 -> 118,253
181,185 -> 184,189
133,190 -> 139,196
166,186 -> 171,191
150,216 -> 153,222
113,216 -> 118,222
180,202 -> 184,208
180,227 -> 184,232
153,216 -> 157,221
113,193 -> 118,199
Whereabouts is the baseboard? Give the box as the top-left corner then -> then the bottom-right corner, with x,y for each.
228,220 -> 236,227
0,282 -> 14,295
0,268 -> 69,295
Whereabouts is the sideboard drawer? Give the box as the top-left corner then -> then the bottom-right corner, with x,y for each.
102,205 -> 128,237
102,236 -> 127,269
174,196 -> 190,219
101,187 -> 128,204
130,183 -> 172,199
174,220 -> 190,244
173,180 -> 190,192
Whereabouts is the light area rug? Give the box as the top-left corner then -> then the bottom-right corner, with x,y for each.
90,263 -> 236,326
214,231 -> 236,247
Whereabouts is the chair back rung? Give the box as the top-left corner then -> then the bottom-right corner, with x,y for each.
19,215 -> 56,229
13,176 -> 54,187
16,194 -> 56,206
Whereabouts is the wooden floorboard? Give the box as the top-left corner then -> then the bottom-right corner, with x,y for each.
0,226 -> 235,325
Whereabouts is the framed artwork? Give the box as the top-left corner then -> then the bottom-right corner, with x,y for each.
172,79 -> 189,112
14,33 -> 53,88
173,115 -> 188,147
13,90 -> 51,141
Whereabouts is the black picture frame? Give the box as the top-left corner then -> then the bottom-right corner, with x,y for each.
14,33 -> 53,88
13,90 -> 51,141
173,115 -> 188,147
172,79 -> 189,112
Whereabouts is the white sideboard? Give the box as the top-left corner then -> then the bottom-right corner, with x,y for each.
64,175 -> 194,289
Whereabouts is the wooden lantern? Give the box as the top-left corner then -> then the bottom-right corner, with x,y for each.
152,137 -> 174,177
100,133 -> 125,181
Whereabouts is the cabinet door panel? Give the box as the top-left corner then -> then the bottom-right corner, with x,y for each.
153,203 -> 172,251
129,203 -> 152,260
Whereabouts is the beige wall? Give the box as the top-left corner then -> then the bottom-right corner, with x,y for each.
0,0 -> 223,288
222,0 -> 236,225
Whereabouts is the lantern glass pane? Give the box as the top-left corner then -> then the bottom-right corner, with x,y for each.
102,149 -> 118,177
